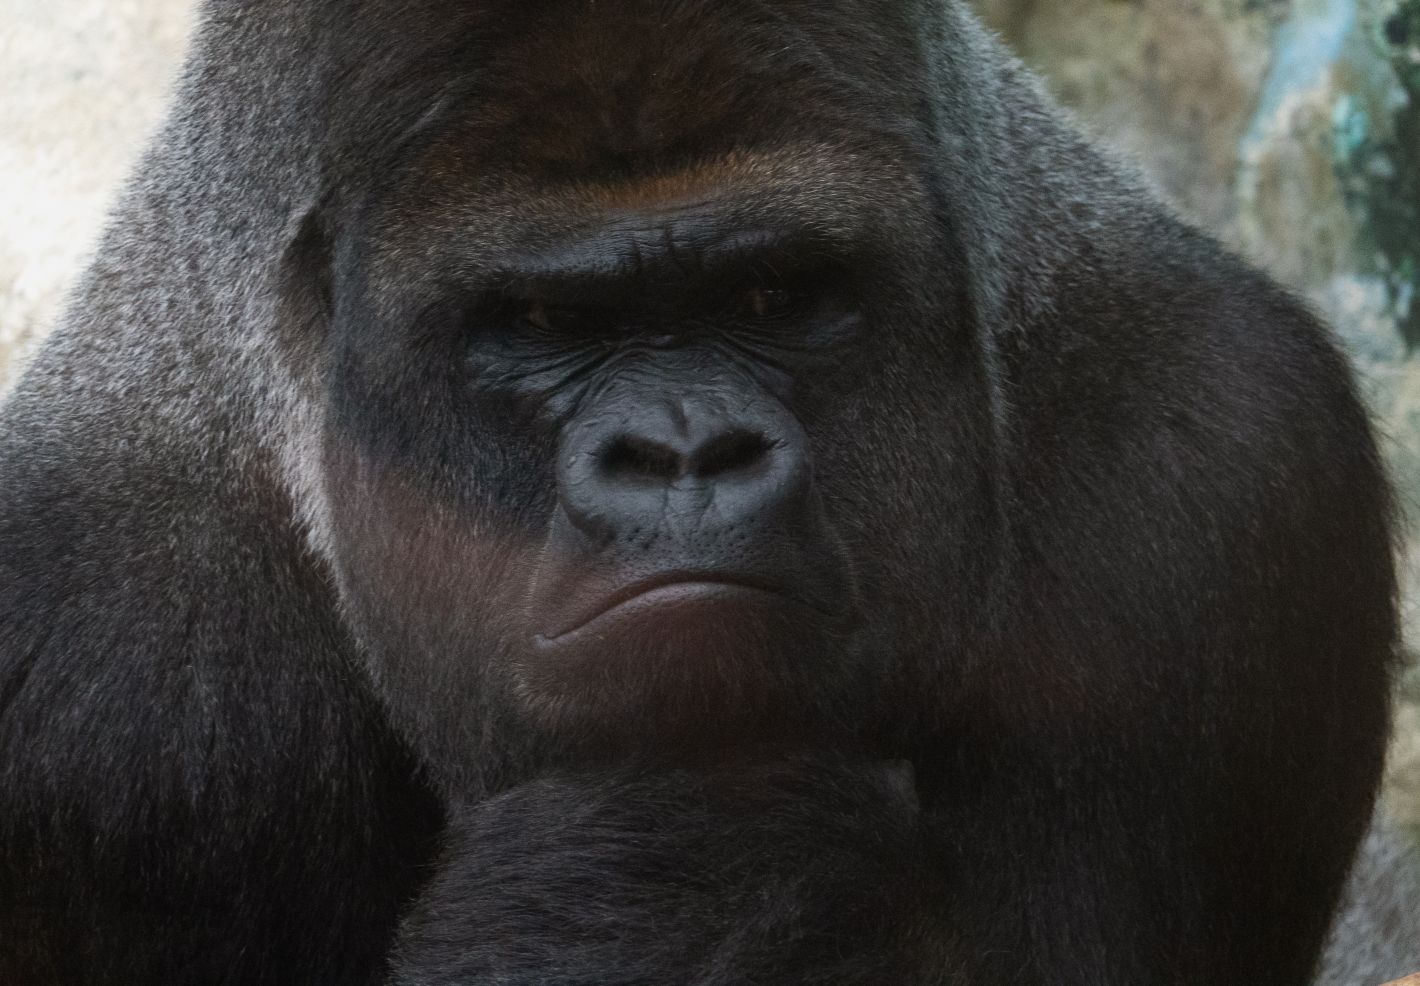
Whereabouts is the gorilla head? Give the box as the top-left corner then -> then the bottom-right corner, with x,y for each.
308,4 -> 991,779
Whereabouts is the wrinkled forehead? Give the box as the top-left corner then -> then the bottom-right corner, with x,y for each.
329,1 -> 940,271
366,142 -> 937,278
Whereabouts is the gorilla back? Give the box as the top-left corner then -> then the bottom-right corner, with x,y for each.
0,1 -> 1397,984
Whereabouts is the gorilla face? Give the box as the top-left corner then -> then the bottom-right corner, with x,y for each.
318,143 -> 994,780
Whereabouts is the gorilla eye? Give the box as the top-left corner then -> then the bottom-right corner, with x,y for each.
741,286 -> 802,320
521,299 -> 603,335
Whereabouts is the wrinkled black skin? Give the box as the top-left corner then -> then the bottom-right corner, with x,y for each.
0,1 -> 1398,984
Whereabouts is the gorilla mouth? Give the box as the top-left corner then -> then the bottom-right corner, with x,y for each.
535,572 -> 795,645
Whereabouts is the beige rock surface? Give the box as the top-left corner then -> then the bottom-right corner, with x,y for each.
0,0 -> 194,392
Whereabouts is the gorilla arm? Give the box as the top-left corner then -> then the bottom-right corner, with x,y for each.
390,759 -> 958,986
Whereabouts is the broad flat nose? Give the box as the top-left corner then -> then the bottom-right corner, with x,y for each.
557,396 -> 810,543
599,426 -> 775,484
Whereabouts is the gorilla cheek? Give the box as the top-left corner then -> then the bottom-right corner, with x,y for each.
318,437 -> 539,717
804,356 -> 1001,692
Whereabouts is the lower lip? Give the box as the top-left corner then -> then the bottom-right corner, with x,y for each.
535,581 -> 779,648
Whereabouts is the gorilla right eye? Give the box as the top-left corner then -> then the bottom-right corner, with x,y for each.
519,299 -> 606,336
456,293 -> 607,343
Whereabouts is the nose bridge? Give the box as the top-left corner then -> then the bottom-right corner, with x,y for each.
590,360 -> 780,447
639,389 -> 746,462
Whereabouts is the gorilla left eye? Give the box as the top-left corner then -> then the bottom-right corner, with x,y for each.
741,287 -> 802,319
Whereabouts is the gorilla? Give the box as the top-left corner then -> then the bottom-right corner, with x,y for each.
0,0 -> 1401,984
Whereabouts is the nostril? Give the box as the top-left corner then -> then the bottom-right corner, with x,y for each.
692,429 -> 774,479
594,428 -> 778,485
600,434 -> 682,481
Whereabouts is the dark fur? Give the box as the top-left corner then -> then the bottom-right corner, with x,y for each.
392,760 -> 955,986
0,1 -> 1398,984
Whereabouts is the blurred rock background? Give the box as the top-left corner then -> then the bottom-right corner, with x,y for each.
0,0 -> 192,390
0,0 -> 1416,824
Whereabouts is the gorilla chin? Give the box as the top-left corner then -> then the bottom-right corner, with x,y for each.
522,573 -> 862,754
